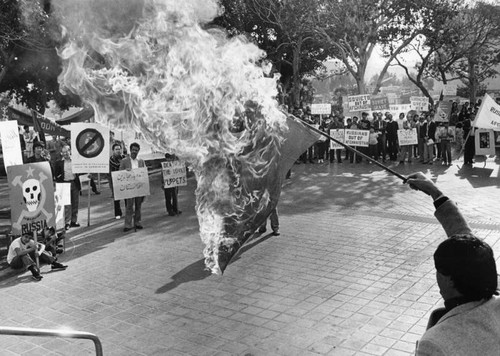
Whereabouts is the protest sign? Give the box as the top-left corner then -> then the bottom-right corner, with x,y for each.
472,94 -> 500,131
443,84 -> 457,96
344,129 -> 369,147
389,104 -> 412,115
436,101 -> 453,122
71,123 -> 110,173
310,103 -> 331,115
370,95 -> 390,111
0,120 -> 23,168
162,160 -> 187,188
112,167 -> 150,200
410,96 -> 430,112
475,129 -> 495,156
54,183 -> 71,230
329,129 -> 345,150
397,129 -> 418,146
7,162 -> 55,235
346,95 -> 371,112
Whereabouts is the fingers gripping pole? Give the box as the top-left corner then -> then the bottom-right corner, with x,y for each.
291,115 -> 408,183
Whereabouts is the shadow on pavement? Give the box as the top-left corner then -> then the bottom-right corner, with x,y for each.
155,258 -> 211,294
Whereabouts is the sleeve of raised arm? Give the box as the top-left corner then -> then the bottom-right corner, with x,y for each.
434,199 -> 472,237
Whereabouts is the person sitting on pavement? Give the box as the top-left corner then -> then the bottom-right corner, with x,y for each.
406,172 -> 500,355
7,232 -> 68,281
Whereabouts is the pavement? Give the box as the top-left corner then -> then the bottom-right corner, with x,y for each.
0,154 -> 500,356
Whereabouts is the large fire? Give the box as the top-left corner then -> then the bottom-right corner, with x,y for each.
53,0 -> 289,274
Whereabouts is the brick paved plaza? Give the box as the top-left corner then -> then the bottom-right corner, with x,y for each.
1,158 -> 500,355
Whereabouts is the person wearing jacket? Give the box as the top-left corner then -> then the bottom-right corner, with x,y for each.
406,172 -> 500,356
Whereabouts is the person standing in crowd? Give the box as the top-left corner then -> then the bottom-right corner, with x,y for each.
109,143 -> 125,219
162,153 -> 182,216
463,113 -> 475,165
328,116 -> 343,164
367,128 -> 380,161
407,172 -> 500,355
398,119 -> 412,164
437,122 -> 454,166
23,125 -> 36,159
55,145 -> 81,230
7,232 -> 67,281
422,114 -> 437,164
316,116 -> 330,164
25,141 -> 48,163
385,113 -> 399,161
120,142 -> 146,232
410,114 -> 420,160
372,112 -> 386,161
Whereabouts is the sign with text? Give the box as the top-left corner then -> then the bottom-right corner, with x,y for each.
410,96 -> 430,112
162,160 -> 187,188
310,103 -> 331,115
370,95 -> 390,111
397,129 -> 418,146
329,129 -> 345,150
436,101 -> 453,122
344,129 -> 369,147
111,167 -> 150,200
389,104 -> 412,115
473,94 -> 500,131
54,183 -> 71,230
0,120 -> 23,168
7,162 -> 56,235
346,95 -> 371,112
443,84 -> 457,96
71,123 -> 110,173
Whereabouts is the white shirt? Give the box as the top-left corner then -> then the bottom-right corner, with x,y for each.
7,237 -> 34,264
131,158 -> 139,169
64,159 -> 75,181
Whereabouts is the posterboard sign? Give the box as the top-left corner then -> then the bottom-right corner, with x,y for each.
310,103 -> 331,115
370,95 -> 390,111
443,84 -> 457,96
162,160 -> 187,188
436,101 -> 453,122
344,129 -> 369,147
389,104 -> 412,115
111,167 -> 150,200
0,120 -> 23,168
329,129 -> 345,150
475,129 -> 496,156
347,95 -> 371,112
448,126 -> 457,143
397,129 -> 418,146
7,162 -> 56,235
410,96 -> 430,112
54,183 -> 71,230
71,123 -> 110,173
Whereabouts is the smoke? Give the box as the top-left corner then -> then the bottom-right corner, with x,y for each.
52,0 -> 288,274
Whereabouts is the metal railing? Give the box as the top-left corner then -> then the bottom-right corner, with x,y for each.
0,326 -> 103,355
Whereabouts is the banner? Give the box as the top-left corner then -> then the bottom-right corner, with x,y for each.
370,95 -> 390,111
111,167 -> 150,200
70,123 -> 110,173
475,129 -> 495,156
162,160 -> 187,188
344,129 -> 369,147
33,112 -> 70,137
472,94 -> 500,131
410,96 -> 430,112
310,103 -> 331,115
7,162 -> 56,235
329,129 -> 345,150
397,129 -> 418,146
0,120 -> 24,168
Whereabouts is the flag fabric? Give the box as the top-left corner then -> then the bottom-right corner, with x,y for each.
473,94 -> 500,131
216,115 -> 320,273
32,110 -> 46,142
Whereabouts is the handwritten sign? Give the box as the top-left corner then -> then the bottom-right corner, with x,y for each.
329,129 -> 345,150
0,120 -> 23,168
111,167 -> 150,200
344,129 -> 369,147
410,96 -> 430,112
310,103 -> 331,115
346,95 -> 371,112
370,95 -> 390,111
397,129 -> 418,146
162,160 -> 187,188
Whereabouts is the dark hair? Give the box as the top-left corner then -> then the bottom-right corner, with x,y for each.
434,234 -> 498,300
112,143 -> 122,150
130,142 -> 140,151
33,141 -> 45,149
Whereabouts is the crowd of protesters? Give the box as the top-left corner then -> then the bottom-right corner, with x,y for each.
288,99 -> 483,166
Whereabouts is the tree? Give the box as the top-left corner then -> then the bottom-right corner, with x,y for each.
317,0 -> 460,95
213,0 -> 330,108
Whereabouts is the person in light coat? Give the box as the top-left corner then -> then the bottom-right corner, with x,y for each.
406,172 -> 500,356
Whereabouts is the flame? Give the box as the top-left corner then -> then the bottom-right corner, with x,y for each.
53,0 -> 288,274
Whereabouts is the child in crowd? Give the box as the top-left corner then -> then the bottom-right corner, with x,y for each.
368,128 -> 380,160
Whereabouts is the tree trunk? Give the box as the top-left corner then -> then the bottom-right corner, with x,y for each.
291,42 -> 302,108
468,58 -> 477,105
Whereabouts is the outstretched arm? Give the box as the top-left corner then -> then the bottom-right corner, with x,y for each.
406,172 -> 472,237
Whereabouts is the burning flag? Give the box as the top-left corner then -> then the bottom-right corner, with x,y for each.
53,0 -> 318,273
